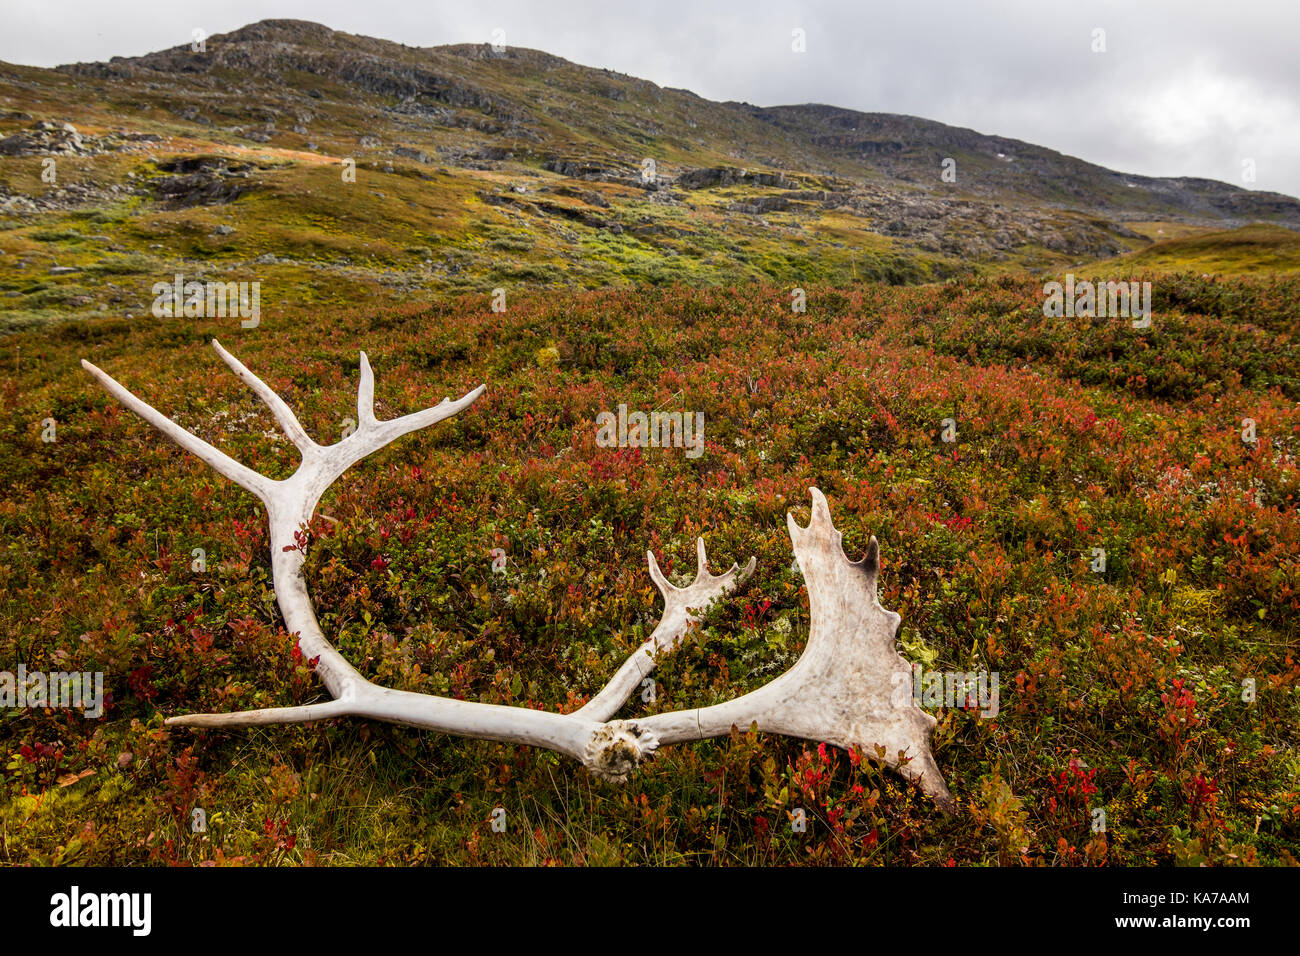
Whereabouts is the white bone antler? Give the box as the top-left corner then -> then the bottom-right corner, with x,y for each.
573,538 -> 755,722
82,343 -> 950,809
621,489 -> 951,806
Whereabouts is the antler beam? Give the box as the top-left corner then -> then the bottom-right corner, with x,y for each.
82,343 -> 951,809
622,489 -> 950,805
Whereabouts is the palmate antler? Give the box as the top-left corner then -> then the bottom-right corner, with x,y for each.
82,342 -> 951,809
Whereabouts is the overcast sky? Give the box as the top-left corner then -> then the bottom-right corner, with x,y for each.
5,0 -> 1299,198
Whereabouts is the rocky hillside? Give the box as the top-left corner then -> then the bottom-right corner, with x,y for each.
56,19 -> 1299,222
1,18 -> 1297,330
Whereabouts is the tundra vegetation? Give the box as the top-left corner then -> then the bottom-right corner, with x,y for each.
1,274 -> 1297,865
1,19 -> 1299,866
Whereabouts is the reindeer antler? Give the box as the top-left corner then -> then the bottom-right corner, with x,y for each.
618,488 -> 952,807
82,343 -> 950,809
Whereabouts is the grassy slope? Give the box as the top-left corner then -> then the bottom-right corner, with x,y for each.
0,39 -> 958,329
1120,224 -> 1300,275
0,126 -> 955,333
1,274 -> 1297,865
12,24 -> 1291,337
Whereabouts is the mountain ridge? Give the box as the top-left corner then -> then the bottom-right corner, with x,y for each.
2,17 -> 1298,332
50,17 -> 1300,220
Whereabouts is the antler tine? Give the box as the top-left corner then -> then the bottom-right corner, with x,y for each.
343,348 -> 485,456
646,549 -> 675,595
277,351 -> 487,491
696,537 -> 757,587
573,538 -> 754,723
165,698 -> 353,727
80,358 -> 276,504
648,539 -> 755,598
357,351 -> 379,430
375,382 -> 487,442
211,339 -> 317,455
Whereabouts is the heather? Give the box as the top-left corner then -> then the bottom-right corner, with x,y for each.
1,272 -> 1296,865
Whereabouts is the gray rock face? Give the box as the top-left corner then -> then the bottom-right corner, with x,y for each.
677,166 -> 794,190
393,145 -> 430,163
0,121 -> 94,156
548,184 -> 610,208
149,156 -> 255,209
728,195 -> 791,215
